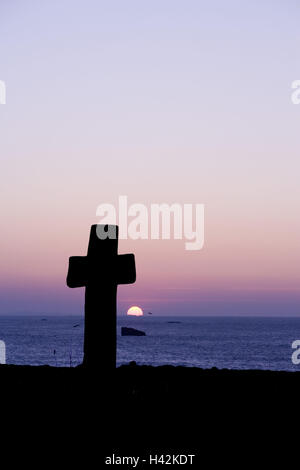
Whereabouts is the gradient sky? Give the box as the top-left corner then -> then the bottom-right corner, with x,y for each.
0,0 -> 299,316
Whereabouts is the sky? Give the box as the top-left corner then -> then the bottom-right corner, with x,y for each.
0,0 -> 299,316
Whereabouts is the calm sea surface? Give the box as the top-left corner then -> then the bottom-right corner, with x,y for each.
0,315 -> 300,371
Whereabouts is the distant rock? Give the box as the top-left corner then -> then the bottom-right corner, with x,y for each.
121,327 -> 146,336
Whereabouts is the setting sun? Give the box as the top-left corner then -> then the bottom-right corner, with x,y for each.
127,306 -> 144,316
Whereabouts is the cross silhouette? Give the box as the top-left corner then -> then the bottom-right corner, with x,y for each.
67,225 -> 136,369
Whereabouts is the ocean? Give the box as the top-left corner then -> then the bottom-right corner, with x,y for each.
0,315 -> 300,371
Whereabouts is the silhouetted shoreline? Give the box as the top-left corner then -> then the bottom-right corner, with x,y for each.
1,362 -> 299,419
0,363 -> 297,464
1,362 -> 299,396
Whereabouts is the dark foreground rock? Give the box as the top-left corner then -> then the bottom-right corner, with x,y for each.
0,363 -> 298,466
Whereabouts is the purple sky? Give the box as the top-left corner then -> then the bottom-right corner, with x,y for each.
0,0 -> 299,315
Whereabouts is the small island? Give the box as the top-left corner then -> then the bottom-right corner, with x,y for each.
121,327 -> 146,336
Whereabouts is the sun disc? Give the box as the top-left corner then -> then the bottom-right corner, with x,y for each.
127,306 -> 143,316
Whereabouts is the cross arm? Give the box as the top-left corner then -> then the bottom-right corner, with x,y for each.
67,256 -> 88,288
116,254 -> 136,284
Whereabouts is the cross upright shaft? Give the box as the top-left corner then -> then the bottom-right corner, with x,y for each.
67,225 -> 136,369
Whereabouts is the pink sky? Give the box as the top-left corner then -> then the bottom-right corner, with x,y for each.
0,1 -> 299,315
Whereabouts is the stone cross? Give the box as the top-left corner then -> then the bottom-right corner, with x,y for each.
67,225 -> 136,369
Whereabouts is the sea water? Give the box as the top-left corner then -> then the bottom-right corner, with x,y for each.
0,315 -> 299,371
